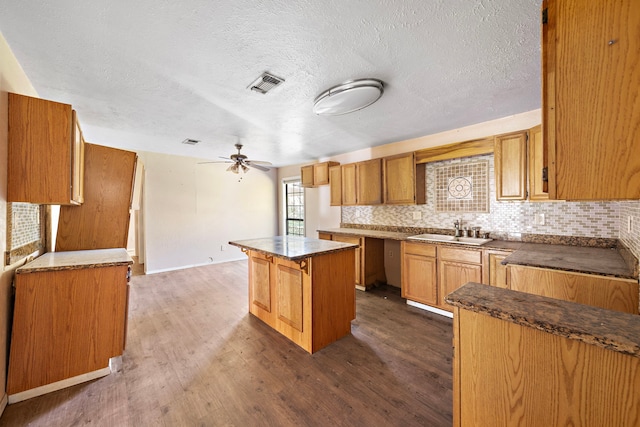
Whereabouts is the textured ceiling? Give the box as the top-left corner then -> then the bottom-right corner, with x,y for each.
0,0 -> 542,167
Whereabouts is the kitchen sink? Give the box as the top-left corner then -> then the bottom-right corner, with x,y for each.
407,233 -> 493,246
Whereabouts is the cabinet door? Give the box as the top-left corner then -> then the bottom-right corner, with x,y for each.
248,252 -> 275,325
301,165 -> 315,187
494,131 -> 527,200
329,165 -> 342,206
383,153 -> 417,205
332,235 -> 361,286
486,252 -> 510,288
341,164 -> 358,206
356,159 -> 383,205
402,253 -> 438,305
543,0 -> 640,200
439,260 -> 482,311
527,125 -> 549,201
7,93 -> 80,205
71,110 -> 85,204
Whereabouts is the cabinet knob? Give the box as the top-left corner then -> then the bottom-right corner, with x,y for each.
608,39 -> 617,46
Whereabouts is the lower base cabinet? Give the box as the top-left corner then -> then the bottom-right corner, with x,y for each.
319,233 -> 385,290
508,264 -> 639,314
247,249 -> 356,353
7,255 -> 130,397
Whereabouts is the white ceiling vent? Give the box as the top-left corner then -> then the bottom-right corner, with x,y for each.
181,138 -> 200,145
248,72 -> 285,94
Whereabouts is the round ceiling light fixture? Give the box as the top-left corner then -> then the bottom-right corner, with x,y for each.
312,79 -> 384,116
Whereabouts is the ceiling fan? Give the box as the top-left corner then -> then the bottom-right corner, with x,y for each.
199,143 -> 272,174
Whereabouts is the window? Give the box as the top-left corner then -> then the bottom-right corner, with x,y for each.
285,180 -> 305,236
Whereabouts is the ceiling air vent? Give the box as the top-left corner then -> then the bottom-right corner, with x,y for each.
181,138 -> 200,145
248,72 -> 285,94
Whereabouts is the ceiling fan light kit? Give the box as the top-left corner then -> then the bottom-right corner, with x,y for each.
199,143 -> 272,175
313,78 -> 384,116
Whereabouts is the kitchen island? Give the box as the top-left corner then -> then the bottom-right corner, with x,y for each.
229,236 -> 358,353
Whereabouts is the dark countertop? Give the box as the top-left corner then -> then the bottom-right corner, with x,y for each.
446,282 -> 640,358
229,236 -> 358,261
502,243 -> 637,279
16,248 -> 133,274
317,228 -> 413,241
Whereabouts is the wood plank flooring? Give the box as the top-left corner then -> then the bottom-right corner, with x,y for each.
0,260 -> 453,426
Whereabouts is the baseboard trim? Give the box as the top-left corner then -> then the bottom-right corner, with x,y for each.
8,365 -> 111,404
145,257 -> 246,275
406,300 -> 453,318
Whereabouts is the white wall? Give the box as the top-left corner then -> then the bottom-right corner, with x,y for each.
138,151 -> 278,274
0,30 -> 38,414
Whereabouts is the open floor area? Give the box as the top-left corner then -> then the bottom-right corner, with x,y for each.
0,260 -> 453,426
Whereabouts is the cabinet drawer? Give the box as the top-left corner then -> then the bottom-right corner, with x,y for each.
439,247 -> 482,264
403,242 -> 437,257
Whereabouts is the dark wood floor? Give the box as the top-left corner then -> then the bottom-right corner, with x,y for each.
0,260 -> 453,426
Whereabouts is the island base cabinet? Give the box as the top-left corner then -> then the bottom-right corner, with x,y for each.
7,265 -> 128,397
453,308 -> 640,427
246,249 -> 355,353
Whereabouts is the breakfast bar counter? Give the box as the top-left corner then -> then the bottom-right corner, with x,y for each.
229,236 -> 358,353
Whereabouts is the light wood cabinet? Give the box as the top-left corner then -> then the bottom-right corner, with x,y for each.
527,125 -> 548,201
356,159 -> 383,205
324,233 -> 385,291
7,249 -> 131,398
56,144 -> 137,252
383,153 -> 426,205
341,164 -> 358,206
246,248 -> 355,353
7,93 -> 85,205
439,247 -> 482,312
329,165 -> 342,206
508,264 -> 639,314
401,242 -> 438,305
482,250 -> 511,288
453,305 -> 640,427
494,131 -> 527,200
542,0 -> 640,200
301,161 -> 340,187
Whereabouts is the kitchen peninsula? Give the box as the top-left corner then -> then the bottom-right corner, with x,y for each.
229,236 -> 358,353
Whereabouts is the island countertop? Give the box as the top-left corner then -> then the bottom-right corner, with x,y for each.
16,248 -> 133,274
229,236 -> 358,261
446,282 -> 640,358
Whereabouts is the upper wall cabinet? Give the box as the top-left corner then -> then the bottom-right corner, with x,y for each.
356,159 -> 383,205
494,131 -> 527,201
527,125 -> 549,201
383,153 -> 426,205
301,161 -> 340,187
8,93 -> 85,205
341,163 -> 358,206
329,165 -> 342,206
543,0 -> 640,200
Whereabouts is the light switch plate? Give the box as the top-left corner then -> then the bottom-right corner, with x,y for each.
412,211 -> 422,220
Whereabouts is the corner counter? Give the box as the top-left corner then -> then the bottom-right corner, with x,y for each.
230,236 -> 358,354
446,282 -> 640,426
8,249 -> 132,403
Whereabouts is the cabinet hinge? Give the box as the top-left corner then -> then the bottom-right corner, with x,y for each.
542,167 -> 548,183
542,8 -> 548,24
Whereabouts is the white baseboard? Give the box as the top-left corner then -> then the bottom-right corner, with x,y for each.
8,363 -> 112,404
406,300 -> 453,318
145,257 -> 247,275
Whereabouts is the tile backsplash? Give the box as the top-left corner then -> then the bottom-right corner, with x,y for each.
343,154 -> 625,241
620,201 -> 640,262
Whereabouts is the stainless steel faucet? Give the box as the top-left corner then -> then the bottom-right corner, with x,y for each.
454,220 -> 463,237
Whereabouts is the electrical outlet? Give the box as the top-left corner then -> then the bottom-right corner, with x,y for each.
629,216 -> 633,233
388,250 -> 394,258
412,211 -> 422,220
534,213 -> 545,225
355,210 -> 360,218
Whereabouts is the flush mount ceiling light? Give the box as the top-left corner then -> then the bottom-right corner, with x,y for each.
313,79 -> 384,116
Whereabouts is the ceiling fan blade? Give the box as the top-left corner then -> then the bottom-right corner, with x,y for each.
246,160 -> 273,166
197,160 -> 233,164
246,162 -> 270,172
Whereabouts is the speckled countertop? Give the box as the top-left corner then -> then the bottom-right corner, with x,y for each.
17,248 -> 133,274
229,236 -> 358,261
503,243 -> 637,279
446,282 -> 640,358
